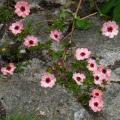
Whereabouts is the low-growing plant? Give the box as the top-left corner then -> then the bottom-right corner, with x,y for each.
0,0 -> 118,113
0,6 -> 14,23
0,0 -> 15,23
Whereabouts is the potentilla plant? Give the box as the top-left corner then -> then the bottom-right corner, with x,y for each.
0,0 -> 118,113
42,46 -> 111,112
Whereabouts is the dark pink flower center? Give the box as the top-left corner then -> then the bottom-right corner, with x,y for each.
95,92 -> 99,96
29,40 -> 34,45
54,34 -> 58,38
20,6 -> 25,12
76,77 -> 81,81
94,102 -> 98,107
95,76 -> 99,81
46,78 -> 51,83
15,26 -> 19,30
80,52 -> 85,56
102,69 -> 106,74
6,66 -> 11,71
107,26 -> 113,32
90,63 -> 94,67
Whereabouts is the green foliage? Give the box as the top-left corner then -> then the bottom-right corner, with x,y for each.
0,20 -> 42,63
51,9 -> 72,32
113,4 -> 120,22
55,59 -> 94,105
29,41 -> 52,52
15,61 -> 32,73
0,6 -> 14,23
74,17 -> 91,29
0,43 -> 29,63
59,9 -> 66,19
100,0 -> 118,14
72,60 -> 94,86
51,50 -> 64,60
100,0 -> 120,21
51,19 -> 65,32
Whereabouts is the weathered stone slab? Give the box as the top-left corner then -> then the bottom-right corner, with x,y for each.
0,59 -> 92,120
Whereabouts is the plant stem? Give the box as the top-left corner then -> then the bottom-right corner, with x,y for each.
80,12 -> 98,20
75,0 -> 83,17
63,11 -> 97,41
69,0 -> 83,43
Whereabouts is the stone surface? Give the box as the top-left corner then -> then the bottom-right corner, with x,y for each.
0,0 -> 120,120
0,59 -> 92,120
0,58 -> 120,120
74,109 -> 91,120
103,83 -> 120,120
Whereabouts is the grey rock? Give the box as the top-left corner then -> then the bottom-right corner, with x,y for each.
98,49 -> 120,67
103,83 -> 120,120
0,59 -> 90,120
74,109 -> 91,120
110,71 -> 120,82
23,12 -> 48,42
18,58 -> 47,82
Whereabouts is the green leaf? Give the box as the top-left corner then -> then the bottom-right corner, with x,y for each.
100,0 -> 119,15
52,20 -> 65,32
74,17 -> 91,29
72,60 -> 87,70
0,6 -> 14,22
113,4 -> 120,22
51,50 -> 63,60
59,9 -> 65,19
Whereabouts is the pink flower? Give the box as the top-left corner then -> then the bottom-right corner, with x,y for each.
40,73 -> 56,88
9,21 -> 24,35
93,71 -> 103,85
97,65 -> 111,84
1,63 -> 16,75
23,35 -> 38,48
50,30 -> 62,42
98,65 -> 111,78
93,66 -> 111,85
87,58 -> 97,72
89,97 -> 103,112
91,89 -> 103,99
75,48 -> 91,60
101,21 -> 119,38
15,1 -> 30,18
72,73 -> 86,85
